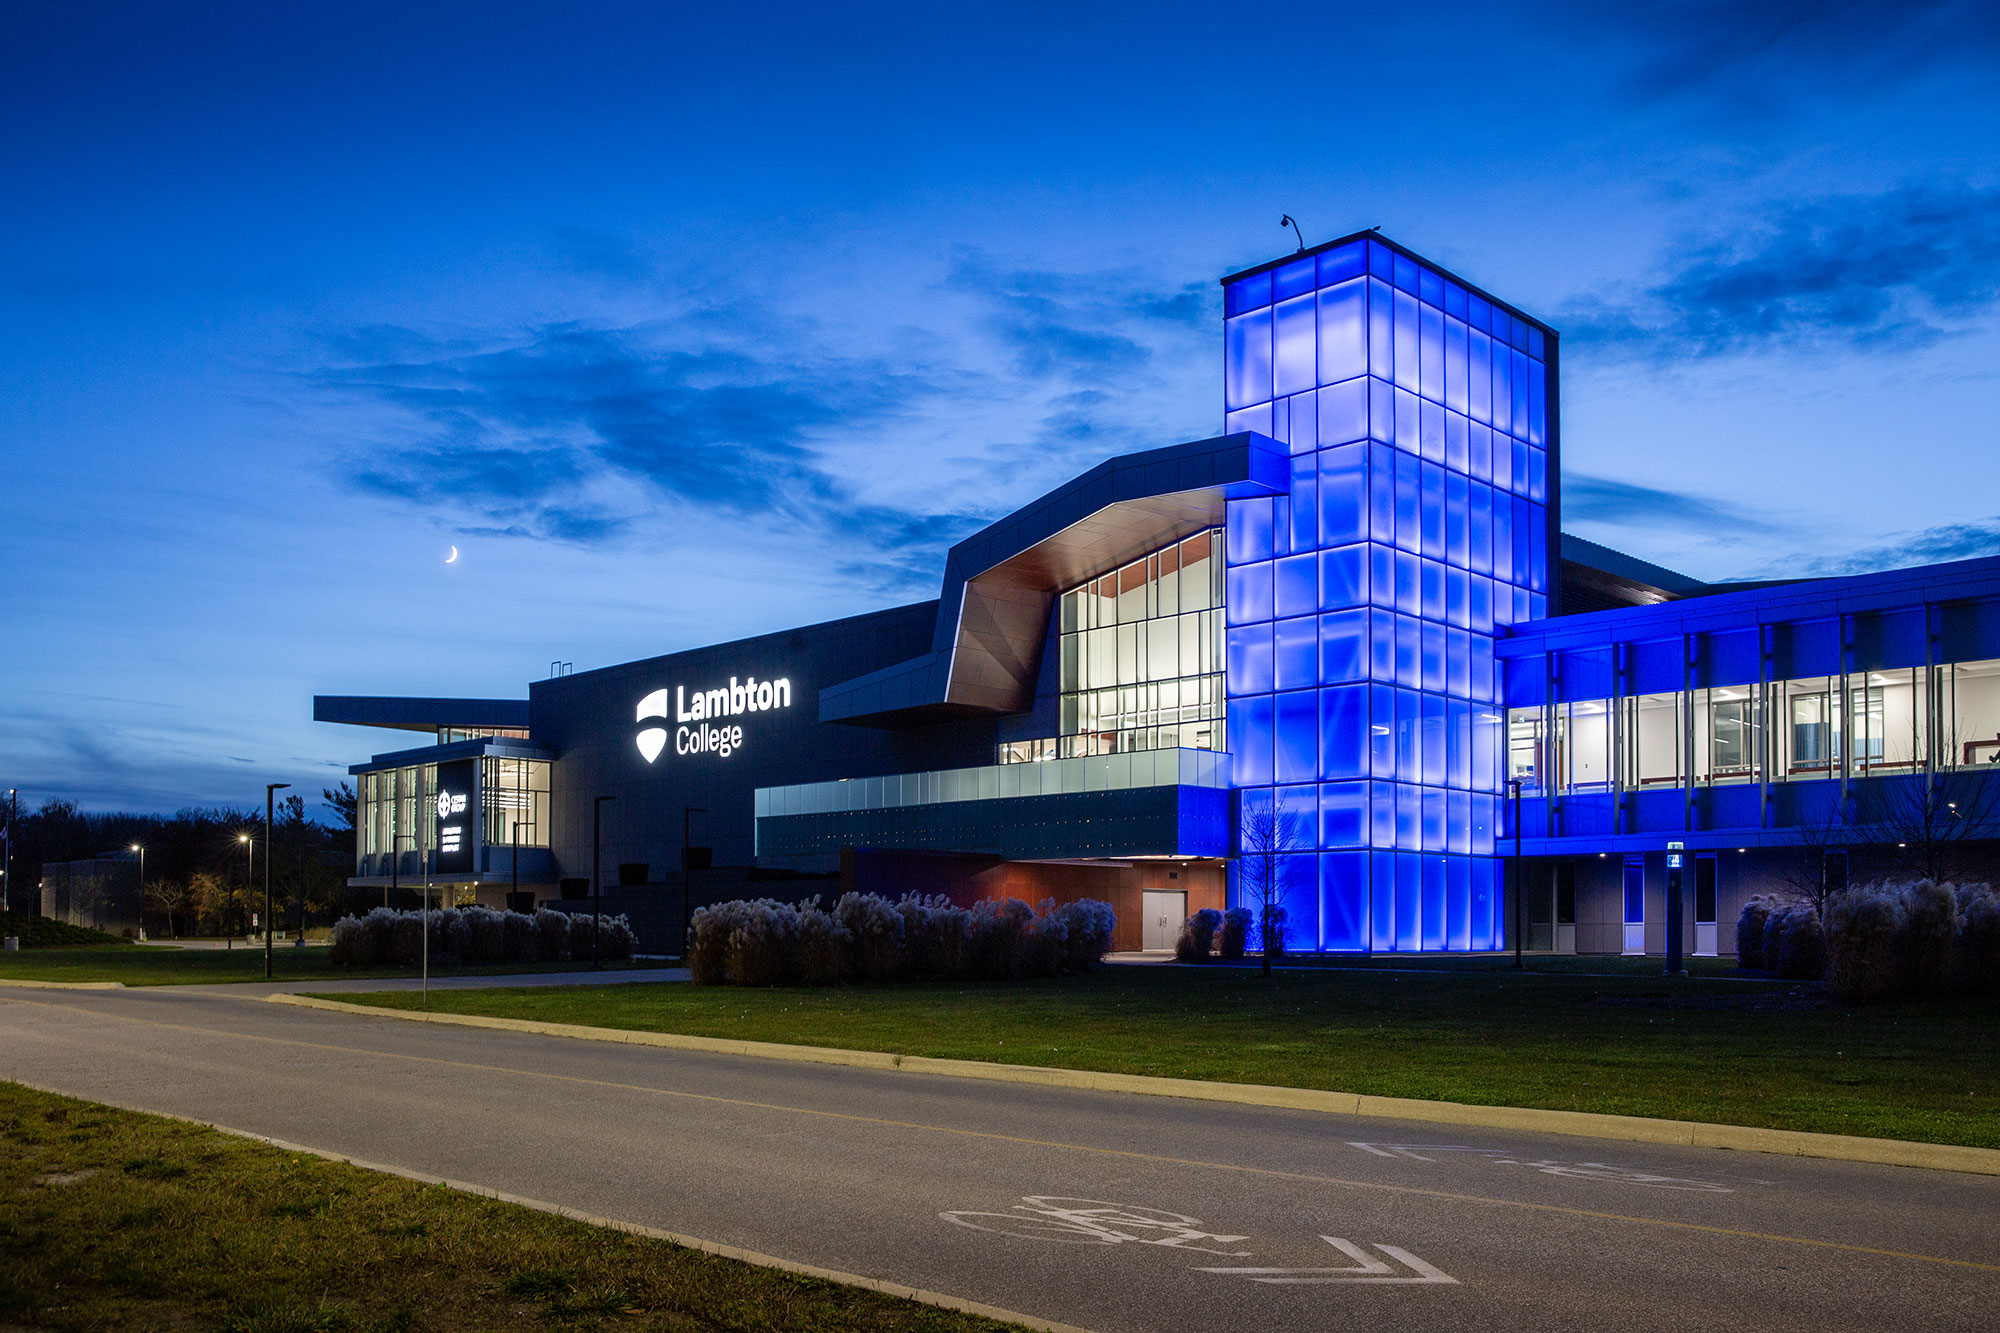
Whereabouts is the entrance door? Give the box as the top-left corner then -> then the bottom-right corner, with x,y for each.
1694,855 -> 1718,956
1141,890 -> 1186,952
1622,856 -> 1646,955
1555,863 -> 1577,954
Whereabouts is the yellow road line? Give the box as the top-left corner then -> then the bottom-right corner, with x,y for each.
5,993 -> 1998,1276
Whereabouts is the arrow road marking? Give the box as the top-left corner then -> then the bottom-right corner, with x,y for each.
1198,1235 -> 1461,1285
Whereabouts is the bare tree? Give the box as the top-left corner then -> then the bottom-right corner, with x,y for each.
1238,802 -> 1306,977
1777,796 -> 1852,921
1866,766 -> 2000,885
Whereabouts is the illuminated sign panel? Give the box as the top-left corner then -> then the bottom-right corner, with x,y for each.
637,675 -> 792,763
434,758 -> 475,875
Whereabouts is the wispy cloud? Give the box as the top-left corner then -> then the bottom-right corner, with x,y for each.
305,249 -> 1214,593
1563,184 -> 2000,361
1790,516 -> 2000,577
1563,0 -> 2000,100
1561,473 -> 1773,532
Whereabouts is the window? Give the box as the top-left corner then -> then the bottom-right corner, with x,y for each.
1046,529 -> 1227,760
481,756 -> 550,848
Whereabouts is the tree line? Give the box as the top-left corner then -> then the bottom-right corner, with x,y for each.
2,784 -> 362,938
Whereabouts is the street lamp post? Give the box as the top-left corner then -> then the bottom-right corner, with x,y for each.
130,843 -> 145,939
264,783 -> 290,979
236,833 -> 253,949
681,805 -> 707,961
3,788 -> 16,917
1508,778 -> 1524,970
592,795 -> 616,970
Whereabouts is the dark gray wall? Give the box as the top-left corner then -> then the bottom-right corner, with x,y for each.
530,602 -> 1004,887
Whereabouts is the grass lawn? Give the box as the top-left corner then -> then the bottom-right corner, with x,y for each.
0,1080 -> 1018,1333
0,945 -> 675,987
333,962 -> 2000,1148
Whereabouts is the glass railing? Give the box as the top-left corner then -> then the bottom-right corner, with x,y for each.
754,747 -> 1230,819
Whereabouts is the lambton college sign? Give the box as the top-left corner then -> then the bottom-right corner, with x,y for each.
637,675 -> 793,762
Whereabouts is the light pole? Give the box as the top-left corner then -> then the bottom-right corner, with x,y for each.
130,843 -> 145,939
237,833 -> 253,949
264,783 -> 290,979
592,795 -> 615,969
1508,778 -> 1524,970
681,805 -> 707,960
3,788 -> 15,917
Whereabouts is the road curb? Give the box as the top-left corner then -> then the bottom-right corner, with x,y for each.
267,993 -> 2000,1177
0,977 -> 125,990
0,1077 -> 1086,1333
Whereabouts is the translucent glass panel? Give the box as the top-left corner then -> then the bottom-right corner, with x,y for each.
481,756 -> 550,847
356,764 -> 436,869
1221,238 -> 1546,950
1506,657 -> 2000,795
1054,529 -> 1226,759
756,747 -> 1231,819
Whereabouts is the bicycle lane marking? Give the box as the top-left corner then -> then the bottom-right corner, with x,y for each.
941,1196 -> 1461,1287
4,994 -> 1997,1276
1346,1142 -> 1768,1192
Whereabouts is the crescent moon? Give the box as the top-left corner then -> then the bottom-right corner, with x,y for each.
445,545 -> 459,564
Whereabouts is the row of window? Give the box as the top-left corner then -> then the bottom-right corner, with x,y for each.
1228,684 -> 1508,790
1507,660 -> 2000,794
1229,612 -> 1505,703
1055,530 -> 1228,760
1224,238 -> 1547,361
1224,844 -> 1508,954
1226,450 -> 1550,591
357,757 -> 552,859
1057,530 -> 1222,631
1227,547 -> 1548,638
1226,277 -> 1549,445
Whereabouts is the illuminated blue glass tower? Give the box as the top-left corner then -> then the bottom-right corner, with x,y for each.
1221,234 -> 1556,951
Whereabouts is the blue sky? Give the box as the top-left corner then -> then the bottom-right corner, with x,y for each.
3,0 -> 1997,812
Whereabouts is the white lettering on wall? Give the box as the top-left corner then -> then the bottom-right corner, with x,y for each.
636,675 -> 791,763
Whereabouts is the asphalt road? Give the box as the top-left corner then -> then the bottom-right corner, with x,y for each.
3,985 -> 1996,1332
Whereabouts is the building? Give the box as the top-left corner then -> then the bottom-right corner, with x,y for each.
316,231 -> 2000,957
40,856 -> 141,938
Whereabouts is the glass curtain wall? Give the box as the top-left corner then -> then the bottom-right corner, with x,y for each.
1222,237 -> 1551,951
1507,657 -> 2000,794
480,757 -> 550,847
1049,528 -> 1226,759
357,764 -> 437,874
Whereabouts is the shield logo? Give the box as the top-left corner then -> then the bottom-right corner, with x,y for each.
636,689 -> 669,763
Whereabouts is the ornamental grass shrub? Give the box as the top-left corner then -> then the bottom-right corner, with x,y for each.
685,892 -> 1114,986
324,906 -> 627,966
533,907 -> 569,962
1261,904 -> 1290,960
1736,895 -> 1778,970
1054,898 -> 1116,973
1772,905 -> 1828,981
1826,884 -> 1911,1003
1955,884 -> 2000,993
835,892 -> 905,982
1903,879 -> 1960,996
1219,906 -> 1252,960
1176,908 -> 1222,963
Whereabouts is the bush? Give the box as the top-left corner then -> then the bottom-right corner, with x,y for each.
1736,895 -> 1777,969
502,910 -> 537,962
596,914 -> 635,963
724,899 -> 797,987
568,913 -> 599,965
1773,905 -> 1828,981
1826,885 -> 1910,1003
1175,908 -> 1223,964
1903,880 -> 1960,995
534,907 -> 570,963
1218,906 -> 1252,960
328,913 -> 369,966
1956,885 -> 2000,993
684,892 -> 1116,986
686,901 -> 736,984
967,898 -> 1033,980
461,907 -> 504,962
1054,899 -> 1116,973
795,904 -> 852,986
835,892 -> 905,983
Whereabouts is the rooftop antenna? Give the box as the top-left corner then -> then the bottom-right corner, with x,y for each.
1280,214 -> 1306,252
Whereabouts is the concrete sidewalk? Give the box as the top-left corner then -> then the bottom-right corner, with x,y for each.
185,966 -> 690,998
